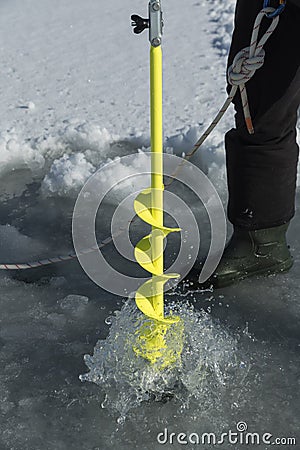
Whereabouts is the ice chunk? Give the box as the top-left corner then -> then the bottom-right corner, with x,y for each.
60,294 -> 89,316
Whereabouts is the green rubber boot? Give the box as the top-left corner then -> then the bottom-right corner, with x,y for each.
186,223 -> 293,289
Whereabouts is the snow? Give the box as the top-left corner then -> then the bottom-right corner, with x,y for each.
42,153 -> 96,197
0,0 -> 299,449
0,0 -> 236,201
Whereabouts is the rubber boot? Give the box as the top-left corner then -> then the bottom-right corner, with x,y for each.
186,223 -> 293,289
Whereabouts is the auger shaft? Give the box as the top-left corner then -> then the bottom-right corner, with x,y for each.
150,45 -> 164,319
131,1 -> 183,368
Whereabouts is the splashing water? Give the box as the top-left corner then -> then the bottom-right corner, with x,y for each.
80,298 -> 250,424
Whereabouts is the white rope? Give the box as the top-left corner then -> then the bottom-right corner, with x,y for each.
0,248 -> 90,270
187,6 -> 279,154
0,7 -> 281,271
227,7 -> 279,134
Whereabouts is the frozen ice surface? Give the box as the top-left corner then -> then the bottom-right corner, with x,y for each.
0,0 -> 299,449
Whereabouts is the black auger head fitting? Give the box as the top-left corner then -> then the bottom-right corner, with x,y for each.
131,14 -> 150,34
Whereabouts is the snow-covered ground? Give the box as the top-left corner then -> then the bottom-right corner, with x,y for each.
0,0 -> 299,449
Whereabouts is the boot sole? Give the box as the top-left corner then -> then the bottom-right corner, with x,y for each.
214,257 -> 294,289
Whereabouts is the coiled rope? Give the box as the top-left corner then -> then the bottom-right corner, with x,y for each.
0,7 -> 281,271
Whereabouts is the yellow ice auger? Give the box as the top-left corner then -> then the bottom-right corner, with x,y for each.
131,2 -> 184,369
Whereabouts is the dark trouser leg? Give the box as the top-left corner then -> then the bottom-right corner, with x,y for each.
185,2 -> 300,288
226,1 -> 300,230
